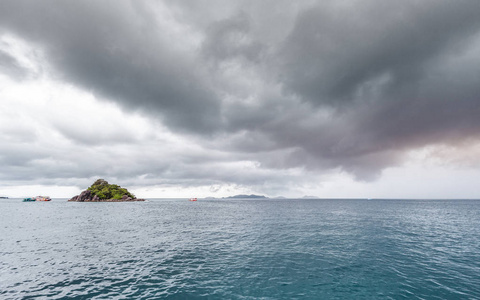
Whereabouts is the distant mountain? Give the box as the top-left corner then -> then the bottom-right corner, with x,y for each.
224,194 -> 268,199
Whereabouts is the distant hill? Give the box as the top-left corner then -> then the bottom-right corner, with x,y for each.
224,194 -> 268,199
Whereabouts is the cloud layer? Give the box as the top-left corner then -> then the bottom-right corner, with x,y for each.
1,0 -> 480,196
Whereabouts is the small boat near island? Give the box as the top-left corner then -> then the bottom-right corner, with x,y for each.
36,196 -> 51,201
23,196 -> 51,202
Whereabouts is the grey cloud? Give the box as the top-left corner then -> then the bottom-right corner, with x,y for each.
280,1 -> 480,104
53,126 -> 138,146
0,49 -> 28,80
202,12 -> 265,64
0,0 -> 221,133
244,0 -> 480,178
162,0 -> 480,179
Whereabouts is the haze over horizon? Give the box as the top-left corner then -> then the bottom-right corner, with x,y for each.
2,0 -> 480,199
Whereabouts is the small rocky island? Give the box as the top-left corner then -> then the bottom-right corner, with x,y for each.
68,179 -> 145,202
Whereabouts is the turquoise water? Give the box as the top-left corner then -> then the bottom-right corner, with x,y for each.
1,198 -> 479,299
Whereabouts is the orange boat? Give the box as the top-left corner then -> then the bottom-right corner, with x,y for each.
35,196 -> 51,201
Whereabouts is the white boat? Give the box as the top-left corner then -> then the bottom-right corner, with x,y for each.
35,196 -> 51,201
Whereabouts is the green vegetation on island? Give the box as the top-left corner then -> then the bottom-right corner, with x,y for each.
87,179 -> 135,200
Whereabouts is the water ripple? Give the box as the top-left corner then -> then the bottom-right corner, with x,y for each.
1,199 -> 480,299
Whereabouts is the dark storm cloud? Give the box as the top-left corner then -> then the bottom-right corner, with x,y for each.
202,12 -> 265,64
0,0 -> 221,133
280,0 -> 480,104
2,0 -> 480,187
268,0 -> 480,177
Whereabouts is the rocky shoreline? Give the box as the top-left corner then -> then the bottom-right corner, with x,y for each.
68,190 -> 145,202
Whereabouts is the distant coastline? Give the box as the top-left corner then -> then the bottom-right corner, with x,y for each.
224,194 -> 268,199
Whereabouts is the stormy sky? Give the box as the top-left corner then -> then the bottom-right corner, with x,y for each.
1,0 -> 480,198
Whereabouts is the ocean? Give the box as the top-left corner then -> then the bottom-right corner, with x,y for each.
1,198 -> 479,299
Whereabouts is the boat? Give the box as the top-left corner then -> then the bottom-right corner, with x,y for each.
35,196 -> 51,201
189,198 -> 197,201
23,197 -> 36,202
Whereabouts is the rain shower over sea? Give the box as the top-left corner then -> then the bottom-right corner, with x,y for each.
1,198 -> 480,299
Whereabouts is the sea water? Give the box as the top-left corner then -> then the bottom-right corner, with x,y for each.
1,198 -> 479,299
